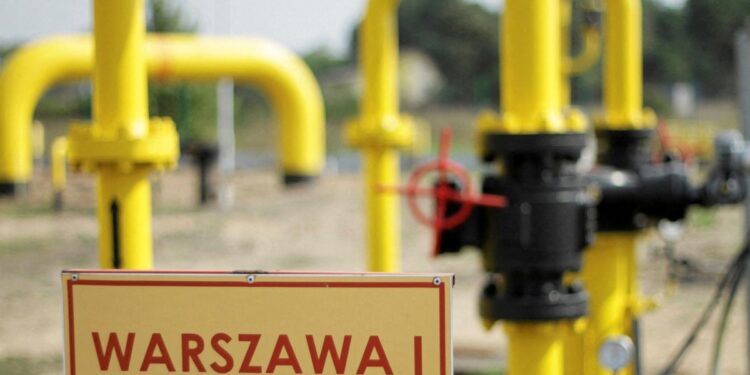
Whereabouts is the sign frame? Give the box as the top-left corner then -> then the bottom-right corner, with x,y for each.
62,270 -> 453,375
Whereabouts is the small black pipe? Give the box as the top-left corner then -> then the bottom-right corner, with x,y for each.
110,200 -> 121,269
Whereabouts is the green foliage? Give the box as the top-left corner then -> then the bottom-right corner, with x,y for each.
147,0 -> 197,33
643,1 -> 692,83
643,85 -> 672,116
302,48 -> 359,123
397,0 -> 499,104
303,47 -> 349,75
147,0 -> 215,142
149,83 -> 217,142
684,0 -> 750,96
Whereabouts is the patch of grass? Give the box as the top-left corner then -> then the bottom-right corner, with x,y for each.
687,207 -> 716,228
0,355 -> 62,375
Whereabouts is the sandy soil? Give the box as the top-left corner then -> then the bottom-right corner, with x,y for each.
0,166 -> 748,374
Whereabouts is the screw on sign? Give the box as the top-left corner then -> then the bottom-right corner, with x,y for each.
380,128 -> 507,255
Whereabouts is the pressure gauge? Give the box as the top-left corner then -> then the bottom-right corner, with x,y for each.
598,335 -> 635,372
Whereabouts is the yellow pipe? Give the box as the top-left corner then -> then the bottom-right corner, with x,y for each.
561,0 -> 601,108
91,0 -> 153,269
362,0 -> 398,273
579,233 -> 640,374
501,0 -> 564,133
487,2 -> 582,374
567,27 -> 602,77
0,35 -> 325,187
568,0 -> 654,372
602,0 -> 652,129
506,322 -> 566,375
51,136 -> 67,211
148,35 -> 325,179
560,0 -> 573,108
0,36 -> 90,189
93,0 -> 148,138
346,0 -> 414,272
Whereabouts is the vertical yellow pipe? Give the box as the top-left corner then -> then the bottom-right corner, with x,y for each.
499,2 -> 571,374
93,0 -> 152,269
560,0 -> 573,108
581,233 -> 639,375
501,0 -> 564,133
506,323 -> 565,375
93,0 -> 148,138
575,1 -> 651,373
603,0 -> 643,129
360,0 -> 401,272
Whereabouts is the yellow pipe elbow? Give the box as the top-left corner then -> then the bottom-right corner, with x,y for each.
0,35 -> 92,186
51,136 -> 68,211
0,34 -> 324,186
146,35 -> 325,180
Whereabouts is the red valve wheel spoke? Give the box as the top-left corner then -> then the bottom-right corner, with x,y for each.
378,128 -> 507,256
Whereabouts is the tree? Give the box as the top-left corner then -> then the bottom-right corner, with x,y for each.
643,0 -> 692,83
684,0 -> 750,95
350,0 -> 499,104
147,0 -> 215,142
398,0 -> 499,104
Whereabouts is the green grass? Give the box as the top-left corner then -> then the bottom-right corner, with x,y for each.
0,356 -> 62,375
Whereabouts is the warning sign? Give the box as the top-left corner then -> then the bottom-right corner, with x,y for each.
62,270 -> 453,374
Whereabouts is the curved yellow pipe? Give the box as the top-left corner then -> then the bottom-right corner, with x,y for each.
0,35 -> 91,190
0,34 -> 324,187
566,27 -> 601,76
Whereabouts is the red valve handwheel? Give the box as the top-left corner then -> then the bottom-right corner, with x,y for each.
380,128 -> 506,256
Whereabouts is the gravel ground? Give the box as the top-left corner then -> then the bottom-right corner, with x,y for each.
0,166 -> 747,374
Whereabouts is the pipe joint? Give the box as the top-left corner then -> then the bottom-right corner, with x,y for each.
475,109 -> 588,158
344,115 -> 415,150
67,117 -> 179,173
594,107 -> 657,130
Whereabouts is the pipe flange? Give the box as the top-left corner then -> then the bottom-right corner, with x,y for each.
344,115 -> 415,150
67,117 -> 179,173
480,278 -> 589,321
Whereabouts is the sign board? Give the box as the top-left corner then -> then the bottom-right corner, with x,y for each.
62,270 -> 453,374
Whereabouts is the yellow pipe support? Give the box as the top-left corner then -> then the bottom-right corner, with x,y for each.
0,34 -> 325,187
601,0 -> 653,129
505,322 -> 566,375
51,136 -> 67,211
345,0 -> 414,272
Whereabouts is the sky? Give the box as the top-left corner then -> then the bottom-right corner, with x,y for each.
0,0 -> 684,56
